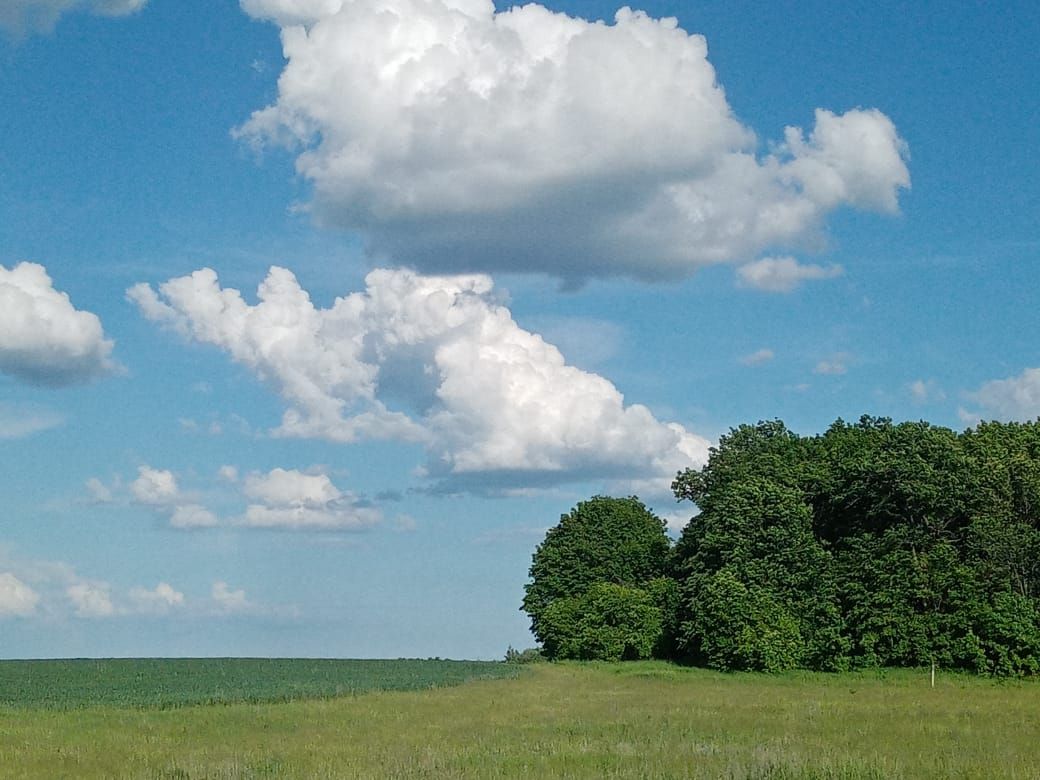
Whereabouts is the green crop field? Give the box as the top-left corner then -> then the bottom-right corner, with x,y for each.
2,660 -> 1039,779
0,658 -> 517,709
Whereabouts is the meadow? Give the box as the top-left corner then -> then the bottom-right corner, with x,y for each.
1,660 -> 1039,778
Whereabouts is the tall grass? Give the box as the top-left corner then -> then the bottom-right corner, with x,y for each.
1,661 -> 1037,778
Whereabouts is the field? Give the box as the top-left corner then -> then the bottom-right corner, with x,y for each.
0,658 -> 517,709
2,660 -> 1039,779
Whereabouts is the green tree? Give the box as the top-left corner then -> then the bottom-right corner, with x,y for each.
522,496 -> 671,654
539,582 -> 663,661
674,474 -> 845,670
691,567 -> 805,672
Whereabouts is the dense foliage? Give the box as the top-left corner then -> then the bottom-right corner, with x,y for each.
522,496 -> 671,659
525,417 -> 1040,675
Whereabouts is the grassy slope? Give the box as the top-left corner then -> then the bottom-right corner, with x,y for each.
1,661 -> 1039,778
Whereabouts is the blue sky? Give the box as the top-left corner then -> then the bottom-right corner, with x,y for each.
0,0 -> 1037,659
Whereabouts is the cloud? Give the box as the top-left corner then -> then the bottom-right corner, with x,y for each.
814,355 -> 850,376
393,514 -> 417,532
211,581 -> 250,613
659,509 -> 695,536
0,0 -> 147,36
736,256 -> 844,293
739,348 -> 774,367
0,547 -> 98,619
909,378 -> 946,404
67,581 -> 116,618
0,263 -> 116,386
0,572 -> 40,617
89,466 -> 224,530
169,504 -> 220,529
964,368 -> 1040,422
0,402 -> 64,439
128,582 -> 185,613
131,266 -> 710,494
84,477 -> 114,503
239,467 -> 381,530
130,466 -> 179,506
235,1 -> 909,282
0,546 -> 281,620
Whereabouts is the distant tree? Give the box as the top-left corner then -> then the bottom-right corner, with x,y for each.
522,496 -> 671,657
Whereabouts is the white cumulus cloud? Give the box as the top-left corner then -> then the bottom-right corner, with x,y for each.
211,580 -> 250,613
240,467 -> 381,530
128,582 -> 185,613
0,263 -> 116,386
131,266 -> 710,493
235,0 -> 908,282
0,0 -> 147,36
737,256 -> 844,293
84,477 -> 114,503
169,504 -> 220,530
964,368 -> 1040,422
0,572 -> 40,617
218,465 -> 239,482
67,581 -> 116,618
130,466 -> 179,506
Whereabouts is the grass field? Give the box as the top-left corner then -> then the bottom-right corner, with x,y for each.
1,660 -> 1039,778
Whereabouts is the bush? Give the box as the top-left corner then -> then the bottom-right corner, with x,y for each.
503,647 -> 546,664
540,582 -> 663,661
690,568 -> 805,672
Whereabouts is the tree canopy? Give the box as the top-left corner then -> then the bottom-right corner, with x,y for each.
523,417 -> 1040,675
521,496 -> 671,659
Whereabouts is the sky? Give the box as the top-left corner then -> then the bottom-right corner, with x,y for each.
0,0 -> 1038,660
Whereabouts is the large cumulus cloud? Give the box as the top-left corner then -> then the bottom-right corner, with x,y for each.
236,0 -> 909,282
0,263 -> 116,387
129,266 -> 709,493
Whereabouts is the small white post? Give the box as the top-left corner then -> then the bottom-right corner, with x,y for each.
930,661 -> 935,688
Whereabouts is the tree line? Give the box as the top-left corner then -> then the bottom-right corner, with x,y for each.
522,416 -> 1040,675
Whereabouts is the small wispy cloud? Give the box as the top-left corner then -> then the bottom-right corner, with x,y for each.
814,354 -> 851,376
739,348 -> 775,366
737,257 -> 844,293
909,379 -> 946,404
0,0 -> 148,38
0,403 -> 64,439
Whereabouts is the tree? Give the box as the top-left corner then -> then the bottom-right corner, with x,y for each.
690,567 -> 804,672
539,582 -> 663,661
522,496 -> 671,656
670,416 -> 1040,675
522,418 -> 1040,674
673,474 -> 845,670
